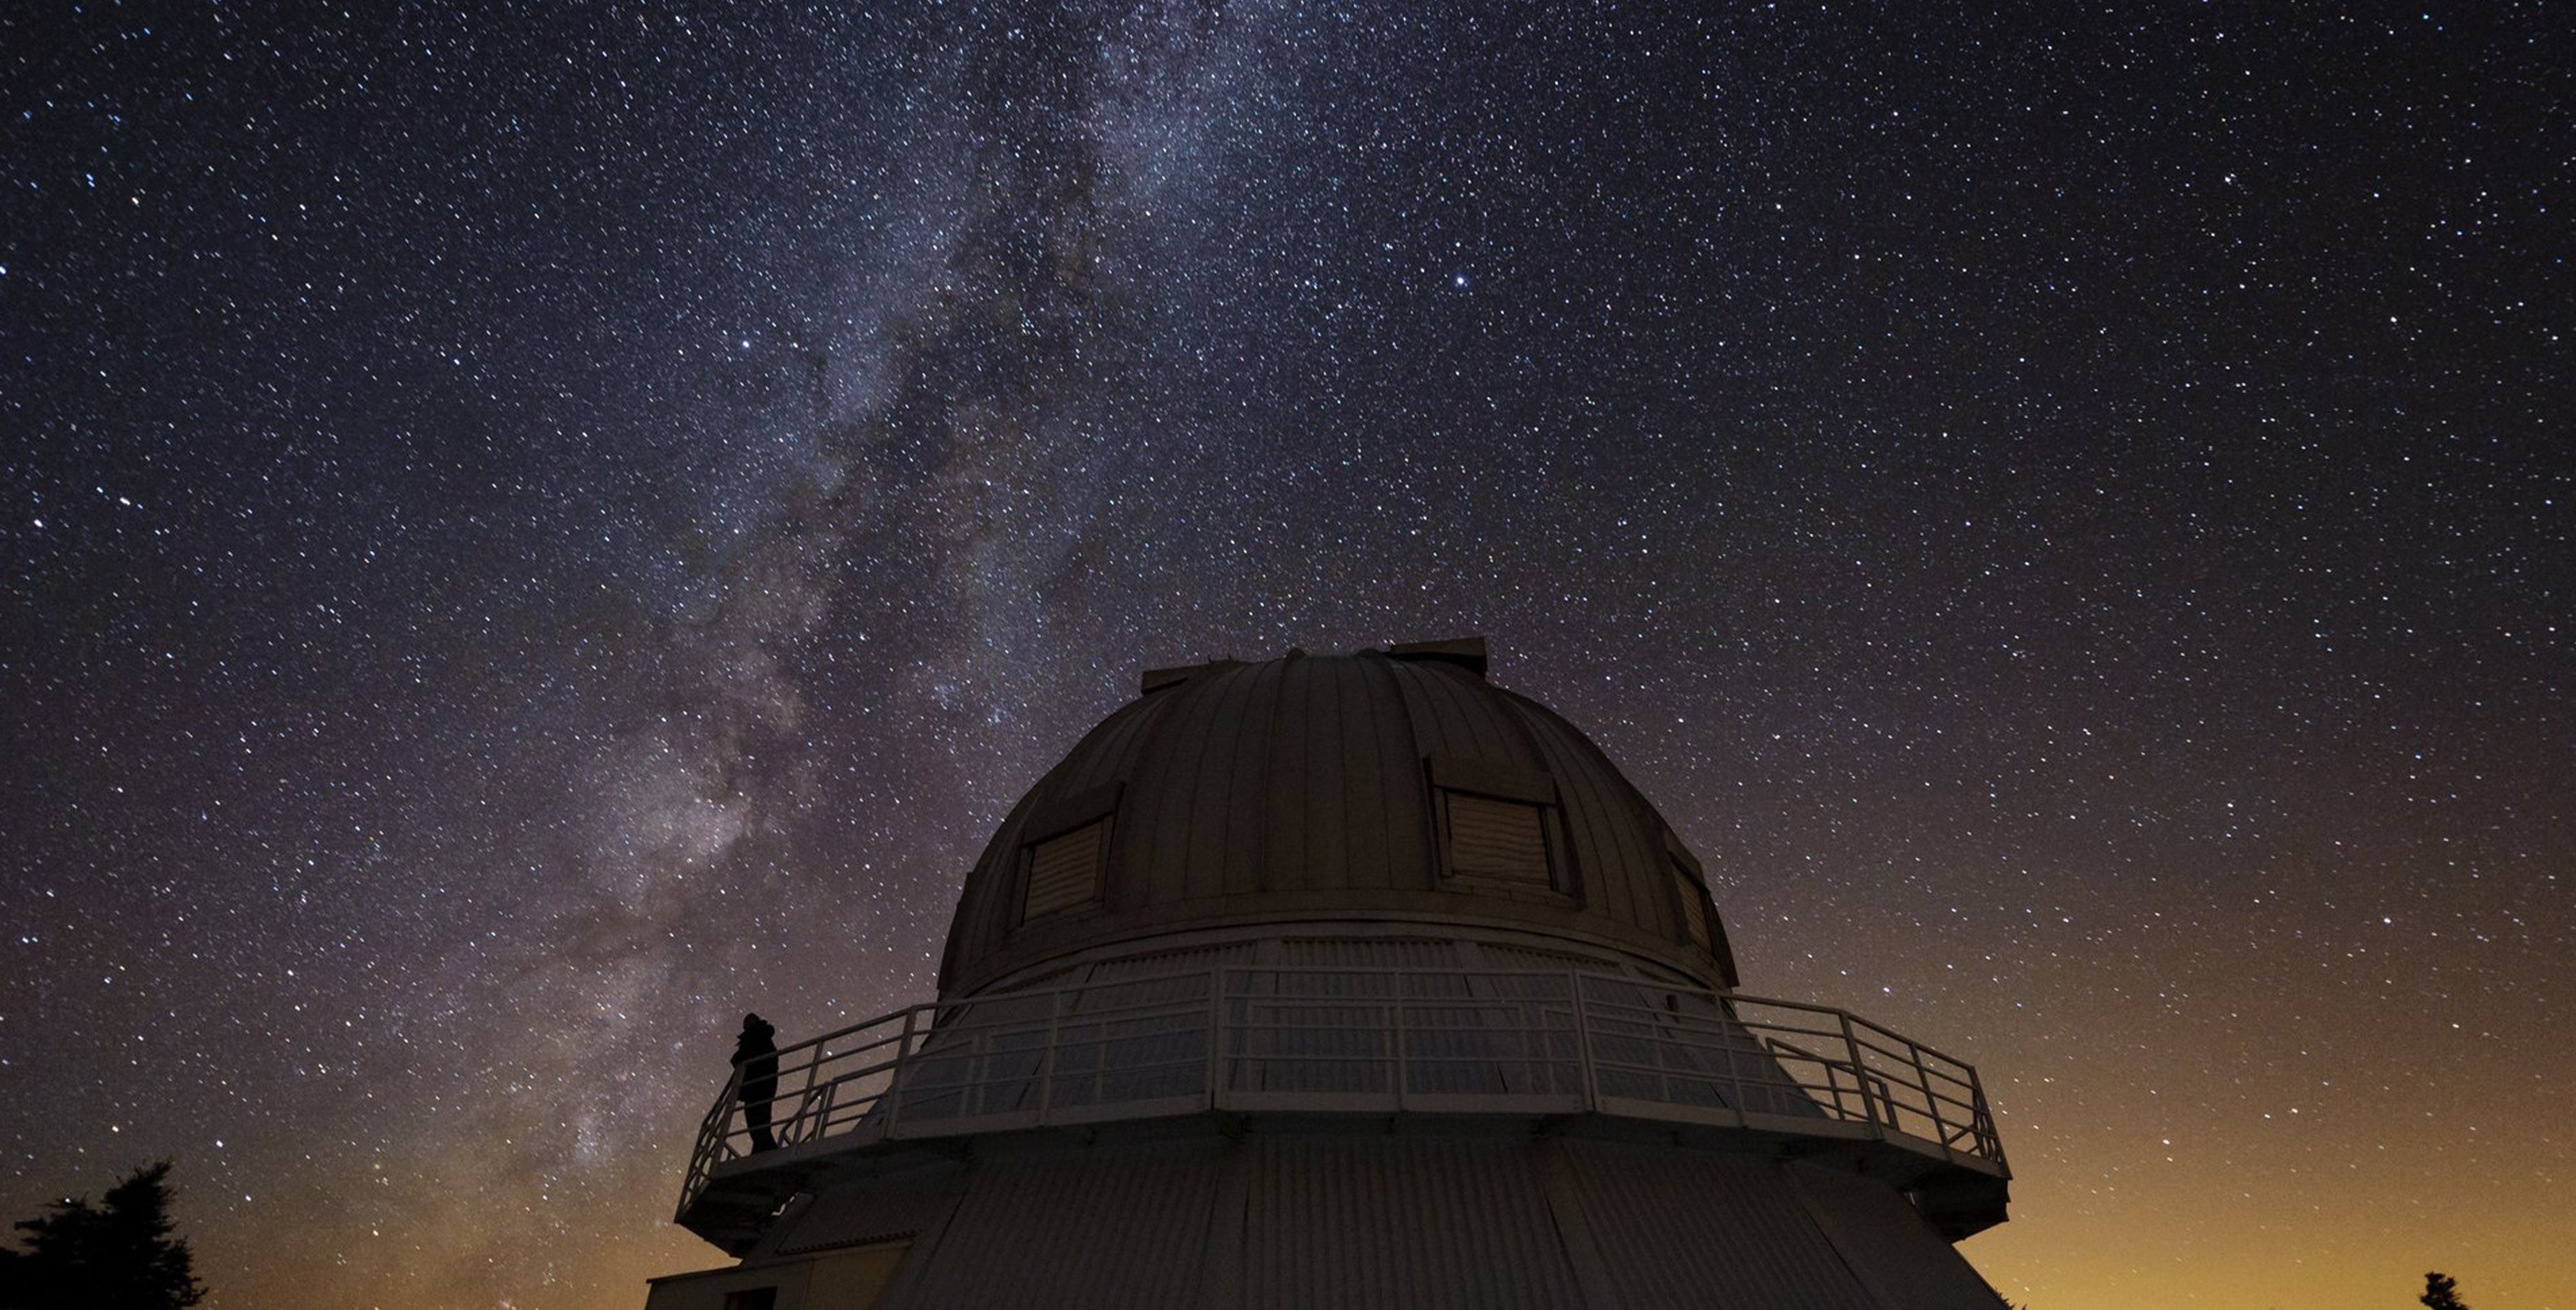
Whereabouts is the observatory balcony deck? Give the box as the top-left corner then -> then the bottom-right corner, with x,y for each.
677,966 -> 2009,1250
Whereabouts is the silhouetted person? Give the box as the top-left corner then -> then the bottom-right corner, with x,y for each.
733,1012 -> 780,1153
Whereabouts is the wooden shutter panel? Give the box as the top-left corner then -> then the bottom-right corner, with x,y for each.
1446,793 -> 1550,886
1024,821 -> 1105,919
1673,864 -> 1712,949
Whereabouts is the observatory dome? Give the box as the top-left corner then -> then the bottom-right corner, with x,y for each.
652,638 -> 2012,1310
939,639 -> 1739,999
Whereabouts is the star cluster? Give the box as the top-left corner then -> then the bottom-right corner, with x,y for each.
4,3 -> 2568,1307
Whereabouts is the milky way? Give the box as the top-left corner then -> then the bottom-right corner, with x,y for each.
5,4 -> 2568,1308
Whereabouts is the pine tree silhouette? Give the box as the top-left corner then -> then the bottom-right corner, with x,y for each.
2420,1272 -> 2468,1310
0,1162 -> 204,1310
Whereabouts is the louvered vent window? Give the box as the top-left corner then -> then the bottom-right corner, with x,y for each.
1672,862 -> 1714,951
1023,820 -> 1106,920
1445,792 -> 1552,887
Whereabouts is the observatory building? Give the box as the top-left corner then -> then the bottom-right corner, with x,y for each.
645,639 -> 2011,1309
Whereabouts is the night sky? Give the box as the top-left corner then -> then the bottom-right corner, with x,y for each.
5,3 -> 2569,1307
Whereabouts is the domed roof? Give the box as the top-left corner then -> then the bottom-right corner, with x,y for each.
937,639 -> 1738,998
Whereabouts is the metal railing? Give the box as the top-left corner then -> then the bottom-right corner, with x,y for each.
678,966 -> 2004,1218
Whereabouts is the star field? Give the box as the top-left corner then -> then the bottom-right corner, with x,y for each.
4,3 -> 2569,1308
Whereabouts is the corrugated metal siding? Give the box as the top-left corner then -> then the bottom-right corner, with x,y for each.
1789,1163 -> 2013,1310
1560,1140 -> 1882,1310
773,1165 -> 964,1256
888,1141 -> 1223,1310
1077,941 -> 1259,980
1274,937 -> 1465,970
1473,942 -> 1604,973
1242,1137 -> 1583,1310
808,1241 -> 912,1309
766,1128 -> 1993,1310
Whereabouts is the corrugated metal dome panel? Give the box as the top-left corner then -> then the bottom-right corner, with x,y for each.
769,1164 -> 965,1257
1557,1140 -> 1885,1310
1260,650 -> 1434,894
694,1130 -> 2007,1310
1789,1163 -> 2014,1310
1242,1137 -> 1585,1310
938,642 -> 1735,998
1502,687 -> 1671,943
1393,655 -> 1538,766
891,1140 -> 1225,1310
944,691 -> 1163,960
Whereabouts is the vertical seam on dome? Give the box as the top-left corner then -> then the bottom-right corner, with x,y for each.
1366,652 -> 1436,892
1225,655 -> 1286,900
1416,657 -> 1480,757
1146,669 -> 1224,909
1503,686 -> 1732,989
1202,662 -> 1265,901
1484,675 -> 1560,776
1494,694 -> 1590,912
1293,658 -> 1344,892
1077,688 -> 1170,922
1100,683 -> 1192,917
1258,649 -> 1306,894
1442,660 -> 1520,762
961,695 -> 1156,982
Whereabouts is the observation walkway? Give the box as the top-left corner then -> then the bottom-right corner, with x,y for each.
676,965 -> 2009,1251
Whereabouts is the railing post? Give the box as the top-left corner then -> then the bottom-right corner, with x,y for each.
1907,1038 -> 1944,1148
1720,998 -> 1749,1127
1206,966 -> 1226,1111
1835,1010 -> 1882,1137
1036,988 -> 1065,1123
1965,1061 -> 1998,1163
676,978 -> 2006,1225
722,1067 -> 743,1160
792,1043 -> 817,1144
887,1007 -> 916,1134
1391,972 -> 1408,1107
1570,970 -> 1596,1110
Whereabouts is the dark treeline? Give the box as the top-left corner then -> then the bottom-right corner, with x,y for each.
0,1162 -> 203,1310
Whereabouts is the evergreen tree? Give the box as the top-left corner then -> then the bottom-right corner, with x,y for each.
0,1162 -> 204,1310
2420,1272 -> 2468,1310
